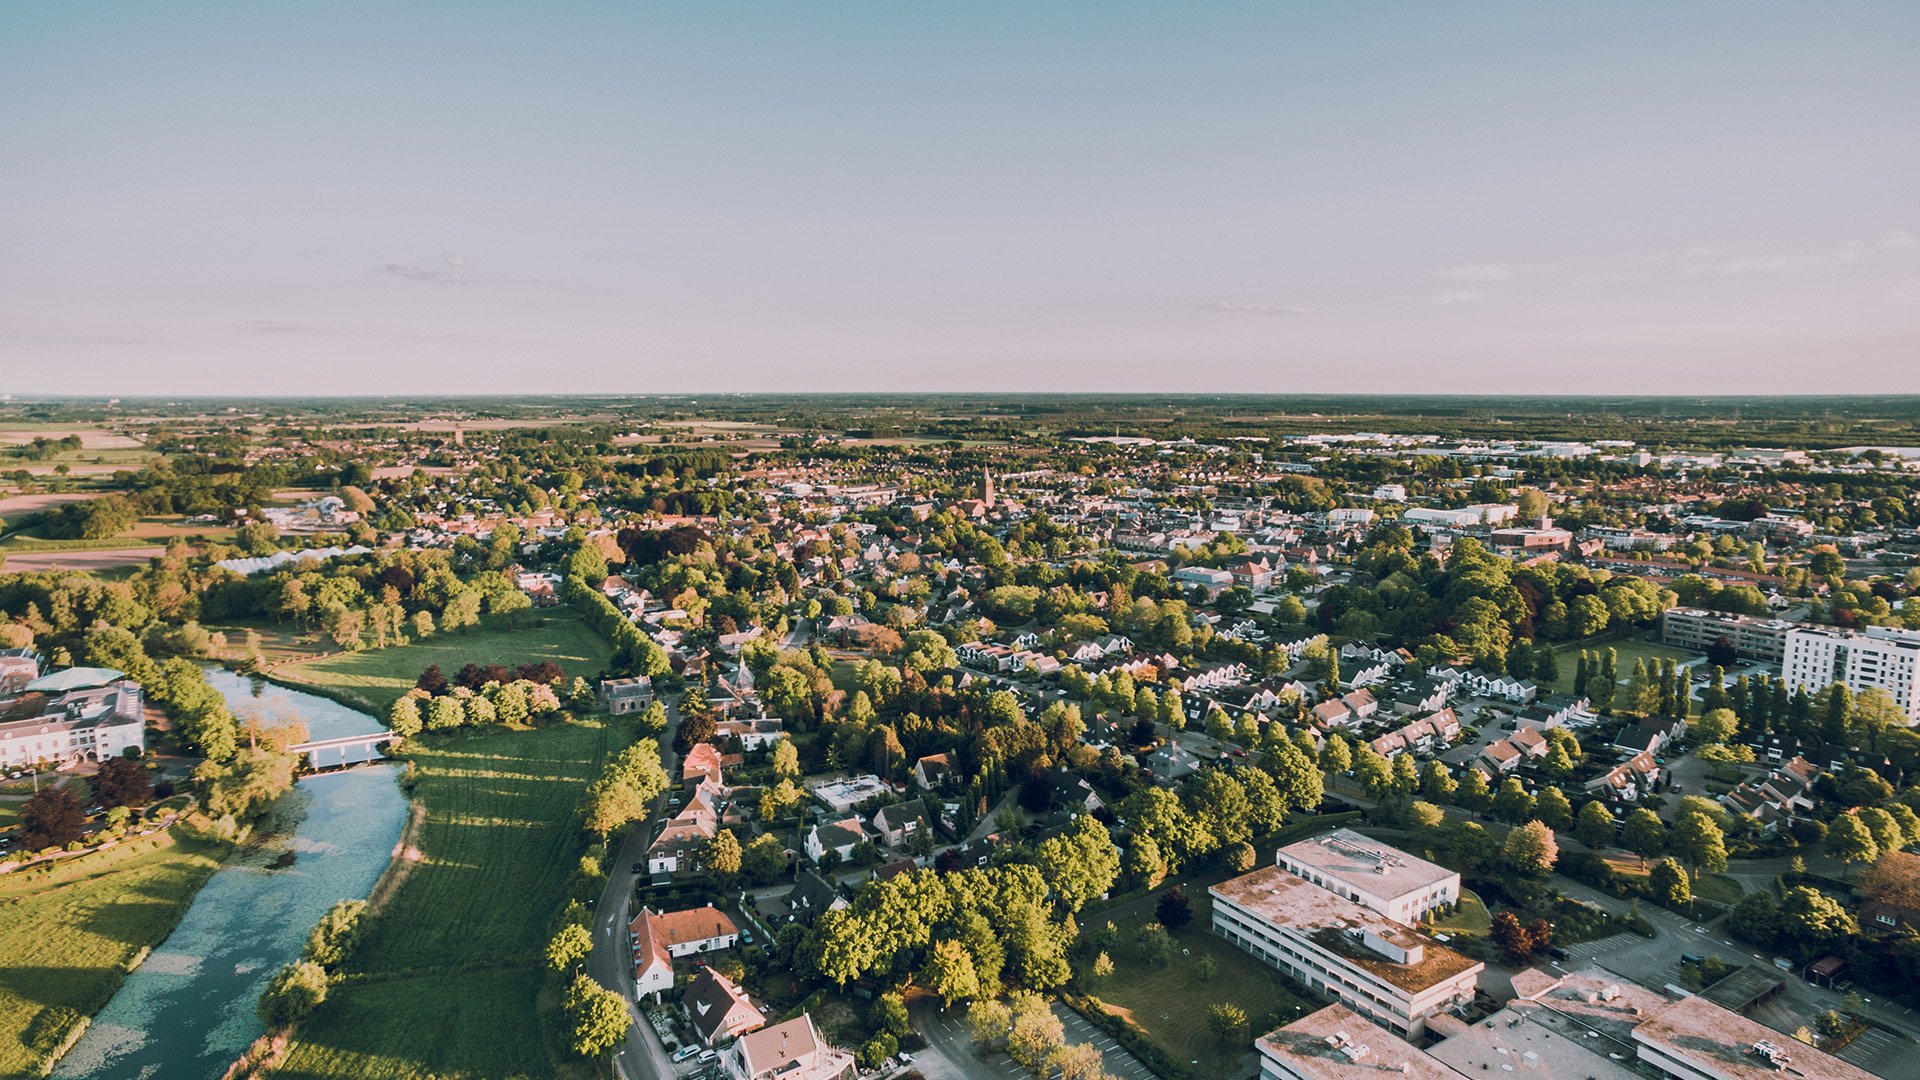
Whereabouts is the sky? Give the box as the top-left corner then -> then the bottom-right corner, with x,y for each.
2,2 -> 1917,395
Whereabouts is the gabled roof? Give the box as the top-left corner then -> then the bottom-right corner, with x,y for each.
736,1014 -> 829,1076
683,966 -> 764,1044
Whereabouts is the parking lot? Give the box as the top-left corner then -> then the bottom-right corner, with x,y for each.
912,1000 -> 1161,1080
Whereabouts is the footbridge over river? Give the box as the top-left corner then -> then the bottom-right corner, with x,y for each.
288,731 -> 399,770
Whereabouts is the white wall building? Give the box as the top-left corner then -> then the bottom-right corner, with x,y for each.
1782,625 -> 1920,722
1275,829 -> 1460,925
1211,865 -> 1481,1037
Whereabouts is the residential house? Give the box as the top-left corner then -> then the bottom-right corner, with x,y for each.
780,868 -> 849,927
683,966 -> 765,1046
911,752 -> 955,791
1612,717 -> 1686,757
725,1014 -> 854,1080
804,816 -> 870,864
1310,699 -> 1354,730
1340,688 -> 1379,721
1507,725 -> 1549,761
682,742 -> 727,785
872,799 -> 931,848
647,779 -> 723,877
1719,756 -> 1818,834
714,717 -> 786,752
1476,739 -> 1523,776
1584,751 -> 1662,801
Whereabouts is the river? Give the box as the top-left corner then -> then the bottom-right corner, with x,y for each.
54,670 -> 406,1079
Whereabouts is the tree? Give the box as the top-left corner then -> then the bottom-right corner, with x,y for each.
1649,858 -> 1692,910
19,787 -> 85,850
1535,787 -> 1573,832
562,974 -> 632,1058
1777,885 -> 1858,956
1695,707 -> 1739,745
257,961 -> 328,1028
1671,811 -> 1728,881
871,991 -> 910,1039
1207,1003 -> 1250,1045
1156,886 -> 1193,929
922,938 -> 983,1005
1407,800 -> 1446,836
1092,951 -> 1115,980
1035,815 -> 1122,913
546,923 -> 593,972
92,756 -> 152,808
1135,922 -> 1175,967
1564,803 -> 1610,854
1050,1043 -> 1108,1080
1455,768 -> 1492,812
1490,911 -> 1553,964
1493,777 -> 1536,823
1008,993 -> 1066,1077
388,695 -> 423,738
968,999 -> 1013,1047
772,739 -> 801,779
704,830 -> 743,883
1728,891 -> 1782,948
1621,809 -> 1665,865
1504,820 -> 1559,876
1825,813 -> 1881,865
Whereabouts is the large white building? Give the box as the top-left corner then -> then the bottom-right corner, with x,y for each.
0,669 -> 146,769
1211,864 -> 1481,1037
1275,829 -> 1460,925
1782,625 -> 1920,722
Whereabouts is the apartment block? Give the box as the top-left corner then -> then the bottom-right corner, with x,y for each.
1658,608 -> 1792,662
1782,625 -> 1920,722
1274,829 -> 1460,925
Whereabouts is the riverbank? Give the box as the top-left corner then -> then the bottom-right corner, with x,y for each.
274,717 -> 628,1080
46,674 -> 407,1080
0,829 -> 233,1076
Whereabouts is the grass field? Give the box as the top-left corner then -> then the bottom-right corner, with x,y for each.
270,615 -> 616,715
1546,638 -> 1702,695
1080,903 -> 1316,1075
0,831 -> 230,1077
273,717 -> 628,1080
1430,888 -> 1491,937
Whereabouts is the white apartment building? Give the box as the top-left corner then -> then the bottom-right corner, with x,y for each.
1782,625 -> 1920,722
1275,829 -> 1460,925
1211,866 -> 1481,1037
1659,608 -> 1793,662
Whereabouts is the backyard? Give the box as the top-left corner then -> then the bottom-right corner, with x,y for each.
0,831 -> 230,1077
273,715 -> 632,1080
1077,900 -> 1317,1077
266,614 -> 616,715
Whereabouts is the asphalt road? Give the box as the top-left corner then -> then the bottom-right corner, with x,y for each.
588,695 -> 687,1080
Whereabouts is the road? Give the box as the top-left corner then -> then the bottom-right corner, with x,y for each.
588,693 -> 687,1080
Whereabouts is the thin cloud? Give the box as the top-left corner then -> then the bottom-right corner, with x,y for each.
1200,301 -> 1308,316
443,253 -> 470,267
373,262 -> 468,284
1432,289 -> 1486,304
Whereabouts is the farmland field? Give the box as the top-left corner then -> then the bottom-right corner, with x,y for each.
269,615 -> 615,715
0,832 -> 230,1077
273,718 -> 628,1080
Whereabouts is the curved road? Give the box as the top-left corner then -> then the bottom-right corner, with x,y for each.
588,695 -> 685,1080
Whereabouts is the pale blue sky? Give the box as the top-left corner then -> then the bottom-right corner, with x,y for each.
2,2 -> 1916,394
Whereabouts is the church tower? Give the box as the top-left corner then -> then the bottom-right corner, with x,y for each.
981,467 -> 995,508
